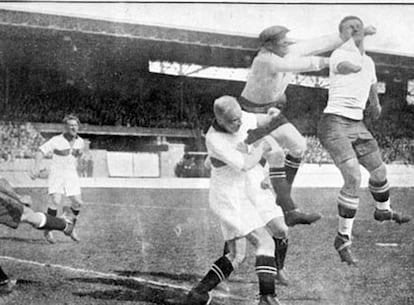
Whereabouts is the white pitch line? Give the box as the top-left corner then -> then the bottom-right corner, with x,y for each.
0,255 -> 250,301
375,243 -> 399,247
0,255 -> 188,291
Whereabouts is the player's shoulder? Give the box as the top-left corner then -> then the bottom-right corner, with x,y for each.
331,47 -> 348,58
48,134 -> 63,142
364,54 -> 375,64
254,50 -> 277,64
241,111 -> 257,124
206,125 -> 231,146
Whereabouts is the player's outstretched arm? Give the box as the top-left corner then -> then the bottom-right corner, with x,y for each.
266,55 -> 329,73
30,150 -> 45,179
290,25 -> 376,56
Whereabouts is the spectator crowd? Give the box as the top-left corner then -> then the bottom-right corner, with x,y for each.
0,80 -> 412,166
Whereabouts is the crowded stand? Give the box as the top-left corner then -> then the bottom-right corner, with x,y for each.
0,81 -> 412,166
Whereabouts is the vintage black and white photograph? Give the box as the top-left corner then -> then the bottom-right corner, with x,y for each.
0,2 -> 412,305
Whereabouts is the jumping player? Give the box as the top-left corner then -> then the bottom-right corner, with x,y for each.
31,114 -> 85,243
318,16 -> 411,265
240,24 -> 376,226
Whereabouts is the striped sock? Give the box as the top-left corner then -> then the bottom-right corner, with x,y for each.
285,154 -> 302,186
0,266 -> 8,283
196,256 -> 234,293
369,179 -> 391,210
337,191 -> 359,238
46,207 -> 57,217
39,214 -> 67,231
269,167 -> 295,212
256,255 -> 277,296
71,208 -> 80,216
273,238 -> 288,271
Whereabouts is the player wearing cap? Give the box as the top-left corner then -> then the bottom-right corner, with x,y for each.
187,96 -> 288,305
31,114 -> 84,244
240,24 -> 376,227
318,16 -> 411,265
0,177 -> 75,295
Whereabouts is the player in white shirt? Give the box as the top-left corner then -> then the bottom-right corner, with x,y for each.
239,24 -> 376,227
32,115 -> 85,244
318,16 -> 411,265
187,96 -> 289,305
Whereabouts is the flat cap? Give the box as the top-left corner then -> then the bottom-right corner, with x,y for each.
259,25 -> 292,45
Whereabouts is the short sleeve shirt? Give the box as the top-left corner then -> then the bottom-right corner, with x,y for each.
40,134 -> 84,173
324,39 -> 377,120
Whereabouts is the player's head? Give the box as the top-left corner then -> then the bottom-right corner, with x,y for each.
63,114 -> 80,137
214,96 -> 242,134
259,25 -> 295,57
339,16 -> 364,44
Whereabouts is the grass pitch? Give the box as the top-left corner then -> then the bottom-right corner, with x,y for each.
0,186 -> 413,305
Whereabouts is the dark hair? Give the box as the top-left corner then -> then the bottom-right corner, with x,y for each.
338,16 -> 363,32
63,114 -> 80,125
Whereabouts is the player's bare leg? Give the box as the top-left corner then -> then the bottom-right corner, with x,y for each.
66,194 -> 83,242
20,206 -> 75,237
358,152 -> 411,224
334,158 -> 361,266
44,193 -> 61,244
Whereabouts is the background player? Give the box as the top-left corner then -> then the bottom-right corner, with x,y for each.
240,24 -> 376,226
31,114 -> 84,243
318,16 -> 411,265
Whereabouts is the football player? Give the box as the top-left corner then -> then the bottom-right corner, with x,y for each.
31,114 -> 85,243
239,24 -> 376,226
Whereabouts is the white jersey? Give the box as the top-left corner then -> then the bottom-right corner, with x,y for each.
324,39 -> 377,120
205,112 -> 282,240
40,134 -> 84,173
206,111 -> 257,179
40,134 -> 84,196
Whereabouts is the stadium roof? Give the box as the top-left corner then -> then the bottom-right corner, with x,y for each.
0,8 -> 414,79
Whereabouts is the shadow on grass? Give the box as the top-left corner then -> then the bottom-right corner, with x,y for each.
70,276 -> 245,305
113,270 -> 200,282
71,277 -> 189,305
113,270 -> 254,284
0,236 -> 46,244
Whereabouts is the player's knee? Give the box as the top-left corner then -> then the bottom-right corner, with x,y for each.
274,223 -> 289,240
289,136 -> 307,158
255,232 -> 275,257
70,197 -> 83,210
266,149 -> 285,167
267,217 -> 289,239
71,201 -> 82,210
339,159 -> 361,189
369,163 -> 387,182
20,206 -> 31,222
344,171 -> 361,189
